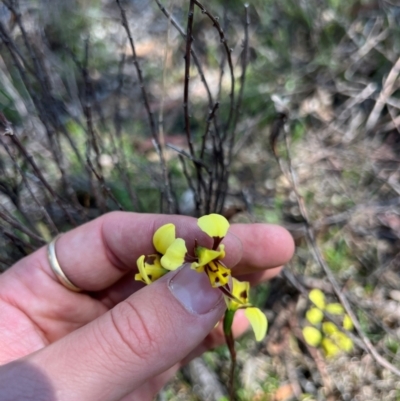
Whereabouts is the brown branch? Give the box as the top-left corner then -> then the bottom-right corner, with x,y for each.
181,0 -> 208,214
193,0 -> 235,134
116,0 -> 157,139
10,134 -> 77,226
200,102 -> 219,160
218,5 -> 251,213
166,143 -> 210,172
178,155 -> 198,214
0,134 -> 59,235
183,0 -> 196,157
116,0 -> 173,213
0,208 -> 45,245
0,14 -> 84,223
0,226 -> 36,252
201,102 -> 219,214
230,4 -> 249,156
366,56 -> 400,132
155,0 -> 223,146
85,158 -> 123,211
112,50 -> 139,211
154,0 -> 215,109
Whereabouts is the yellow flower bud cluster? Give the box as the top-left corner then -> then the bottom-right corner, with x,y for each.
302,289 -> 353,358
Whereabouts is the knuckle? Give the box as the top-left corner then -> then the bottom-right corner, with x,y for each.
109,300 -> 161,362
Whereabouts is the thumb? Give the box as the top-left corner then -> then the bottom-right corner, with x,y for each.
6,266 -> 225,401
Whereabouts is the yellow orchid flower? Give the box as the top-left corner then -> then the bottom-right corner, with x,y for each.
153,223 -> 176,254
309,289 -> 325,310
304,288 -> 354,358
223,278 -> 268,342
325,303 -> 344,315
191,214 -> 231,288
331,331 -> 353,353
197,213 -> 230,240
322,322 -> 338,335
135,223 -> 187,284
343,314 -> 353,331
306,307 -> 324,325
245,307 -> 268,342
303,326 -> 322,347
321,337 -> 341,358
135,255 -> 168,285
135,212 -> 269,383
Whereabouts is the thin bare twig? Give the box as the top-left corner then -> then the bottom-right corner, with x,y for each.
158,0 -> 176,214
229,4 -> 250,157
183,0 -> 196,158
5,1 -> 83,213
116,0 -> 173,212
193,0 -> 235,135
0,207 -> 45,245
166,143 -> 210,172
10,134 -> 77,226
178,155 -> 198,214
0,226 -> 37,253
111,50 -> 139,211
0,134 -> 58,235
86,158 -> 124,211
218,5 -> 250,213
154,0 -> 215,109
365,56 -> 400,132
200,102 -> 219,160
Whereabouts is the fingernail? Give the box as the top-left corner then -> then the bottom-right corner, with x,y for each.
168,265 -> 223,315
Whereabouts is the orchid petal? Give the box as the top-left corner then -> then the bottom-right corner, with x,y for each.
197,214 -> 229,239
322,322 -> 338,335
205,261 -> 231,287
153,223 -> 176,255
245,307 -> 268,341
218,244 -> 225,259
306,307 -> 324,325
135,255 -> 167,285
321,337 -> 340,358
332,331 -> 353,352
325,303 -> 344,315
195,247 -> 225,268
227,277 -> 249,310
303,326 -> 322,347
160,238 -> 187,270
309,289 -> 325,310
343,314 -> 353,331
191,262 -> 205,273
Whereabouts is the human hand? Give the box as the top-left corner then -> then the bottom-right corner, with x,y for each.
0,212 -> 294,401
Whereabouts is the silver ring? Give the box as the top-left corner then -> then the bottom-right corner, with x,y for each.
47,235 -> 82,292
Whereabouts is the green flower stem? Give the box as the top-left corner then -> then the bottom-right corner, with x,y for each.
223,309 -> 235,336
223,309 -> 236,401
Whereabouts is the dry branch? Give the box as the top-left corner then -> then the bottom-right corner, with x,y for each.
366,56 -> 400,132
116,0 -> 174,212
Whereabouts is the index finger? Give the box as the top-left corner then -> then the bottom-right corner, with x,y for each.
8,212 -> 294,293
231,223 -> 295,274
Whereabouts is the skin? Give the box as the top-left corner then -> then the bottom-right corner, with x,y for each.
0,212 -> 294,401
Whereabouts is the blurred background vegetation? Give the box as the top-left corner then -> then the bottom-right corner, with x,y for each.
1,0 -> 400,399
